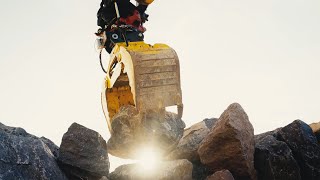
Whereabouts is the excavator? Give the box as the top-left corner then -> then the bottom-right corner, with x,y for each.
97,0 -> 183,135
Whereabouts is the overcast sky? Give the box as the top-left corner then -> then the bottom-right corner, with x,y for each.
1,0 -> 320,170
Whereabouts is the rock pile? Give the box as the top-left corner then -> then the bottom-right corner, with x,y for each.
1,102 -> 320,180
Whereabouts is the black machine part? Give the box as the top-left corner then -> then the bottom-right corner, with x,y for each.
105,27 -> 144,53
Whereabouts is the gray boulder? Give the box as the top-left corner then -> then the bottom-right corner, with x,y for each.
254,135 -> 301,180
109,159 -> 193,180
0,122 -> 67,180
198,103 -> 256,180
275,120 -> 320,180
58,123 -> 110,180
167,118 -> 218,162
107,105 -> 185,159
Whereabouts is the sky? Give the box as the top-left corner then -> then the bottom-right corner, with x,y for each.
1,0 -> 320,170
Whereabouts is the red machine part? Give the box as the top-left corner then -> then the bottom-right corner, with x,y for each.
119,10 -> 146,32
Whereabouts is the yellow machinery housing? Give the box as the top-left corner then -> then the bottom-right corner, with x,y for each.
101,42 -> 183,133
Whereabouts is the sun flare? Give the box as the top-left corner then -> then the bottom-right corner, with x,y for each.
135,147 -> 161,172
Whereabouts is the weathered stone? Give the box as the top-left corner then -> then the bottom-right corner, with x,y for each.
206,170 -> 234,180
109,159 -> 193,180
275,120 -> 320,180
58,123 -> 110,180
40,136 -> 59,159
254,135 -> 301,180
167,118 -> 218,162
315,131 -> 320,143
254,128 -> 280,143
310,122 -> 320,143
107,105 -> 185,159
198,103 -> 256,180
192,161 -> 213,180
0,122 -> 67,180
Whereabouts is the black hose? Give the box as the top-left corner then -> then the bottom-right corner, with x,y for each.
99,50 -> 108,74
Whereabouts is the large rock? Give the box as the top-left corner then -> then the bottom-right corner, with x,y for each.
275,120 -> 320,180
109,159 -> 193,180
254,135 -> 301,180
167,118 -> 218,162
58,123 -> 110,180
206,170 -> 234,180
107,105 -> 185,159
0,122 -> 67,180
198,103 -> 256,180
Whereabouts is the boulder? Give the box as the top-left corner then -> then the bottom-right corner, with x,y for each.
109,159 -> 193,180
107,105 -> 185,159
275,120 -> 320,180
58,123 -> 110,180
0,122 -> 67,180
254,135 -> 301,180
206,170 -> 234,180
167,118 -> 218,162
198,103 -> 256,180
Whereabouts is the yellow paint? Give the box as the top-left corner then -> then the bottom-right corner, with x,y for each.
106,86 -> 135,121
116,42 -> 170,52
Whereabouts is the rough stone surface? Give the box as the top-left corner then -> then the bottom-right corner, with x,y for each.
0,122 -> 67,180
40,136 -> 59,159
192,161 -> 213,180
198,103 -> 256,180
254,129 -> 280,143
167,118 -> 218,162
206,170 -> 234,180
275,120 -> 320,180
254,135 -> 301,180
315,131 -> 320,143
107,105 -> 186,159
109,159 -> 193,180
58,123 -> 110,180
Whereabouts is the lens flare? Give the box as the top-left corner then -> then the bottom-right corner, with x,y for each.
135,146 -> 160,172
